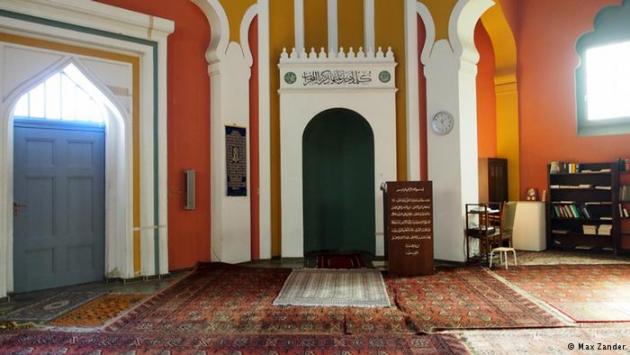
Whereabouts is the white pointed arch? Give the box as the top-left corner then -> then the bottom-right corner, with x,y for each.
5,56 -> 129,125
240,4 -> 259,70
191,0 -> 230,63
449,0 -> 495,66
416,2 -> 436,66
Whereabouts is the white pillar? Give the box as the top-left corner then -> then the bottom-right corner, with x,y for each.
258,0 -> 272,260
425,0 -> 493,262
208,45 -> 252,263
327,0 -> 338,53
364,0 -> 375,51
404,0 -> 420,181
294,0 -> 305,51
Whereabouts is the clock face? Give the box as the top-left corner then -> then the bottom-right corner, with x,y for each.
431,111 -> 455,135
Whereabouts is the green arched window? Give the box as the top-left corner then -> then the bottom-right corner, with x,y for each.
576,0 -> 630,136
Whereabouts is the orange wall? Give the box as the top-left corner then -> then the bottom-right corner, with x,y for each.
518,0 -> 629,196
476,22 -> 497,158
499,0 -> 519,39
249,17 -> 260,260
96,0 -> 211,270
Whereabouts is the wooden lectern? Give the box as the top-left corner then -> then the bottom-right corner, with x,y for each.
382,181 -> 434,276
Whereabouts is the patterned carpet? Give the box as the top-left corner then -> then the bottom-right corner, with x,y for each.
108,263 -> 411,336
315,253 -> 366,268
273,269 -> 390,307
457,326 -> 630,354
494,265 -> 630,323
49,293 -> 145,328
0,292 -> 102,322
386,268 -> 565,333
0,330 -> 469,354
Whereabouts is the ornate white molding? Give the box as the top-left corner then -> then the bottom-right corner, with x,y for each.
449,0 -> 495,67
416,2 -> 436,67
278,47 -> 396,92
192,0 -> 230,64
0,0 -> 173,41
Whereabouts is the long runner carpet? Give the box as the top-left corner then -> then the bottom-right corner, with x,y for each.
385,268 -> 565,333
0,331 -> 468,354
493,265 -> 630,323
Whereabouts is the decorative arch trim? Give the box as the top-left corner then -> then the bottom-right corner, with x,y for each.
416,2 -> 436,66
449,0 -> 495,66
191,0 -> 230,63
240,4 -> 258,69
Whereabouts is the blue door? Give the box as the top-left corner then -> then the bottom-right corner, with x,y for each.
13,119 -> 105,293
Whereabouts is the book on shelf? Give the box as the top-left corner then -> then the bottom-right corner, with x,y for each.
621,185 -> 630,202
583,225 -> 597,235
594,186 -> 612,190
619,204 -> 630,218
598,224 -> 612,236
552,229 -> 569,235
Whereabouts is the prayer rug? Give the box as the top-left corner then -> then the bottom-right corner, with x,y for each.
108,263 -> 409,336
457,326 -> 630,354
493,265 -> 630,323
315,253 -> 366,268
273,269 -> 390,307
0,291 -> 102,322
0,330 -> 469,354
49,293 -> 145,328
386,267 -> 565,333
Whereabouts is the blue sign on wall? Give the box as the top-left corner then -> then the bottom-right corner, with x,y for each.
226,126 -> 247,196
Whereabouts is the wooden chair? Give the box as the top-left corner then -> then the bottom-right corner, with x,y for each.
488,202 -> 518,269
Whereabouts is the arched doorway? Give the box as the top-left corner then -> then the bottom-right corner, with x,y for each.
9,62 -> 123,293
302,108 -> 375,256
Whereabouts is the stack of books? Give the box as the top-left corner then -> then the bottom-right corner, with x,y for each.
598,224 -> 613,236
583,225 -> 597,235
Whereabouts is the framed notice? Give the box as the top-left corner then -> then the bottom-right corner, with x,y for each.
383,181 -> 434,276
225,126 -> 247,196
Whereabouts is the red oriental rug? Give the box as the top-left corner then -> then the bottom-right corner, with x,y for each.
385,268 -> 565,333
107,263 -> 410,336
315,253 -> 366,269
493,265 -> 630,323
0,330 -> 469,354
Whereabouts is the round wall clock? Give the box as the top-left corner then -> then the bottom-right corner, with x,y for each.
431,111 -> 455,135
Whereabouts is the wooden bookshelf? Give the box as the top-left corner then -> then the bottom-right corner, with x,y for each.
619,169 -> 630,254
547,162 -> 619,253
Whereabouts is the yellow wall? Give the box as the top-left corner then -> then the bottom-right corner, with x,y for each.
420,0 -> 458,41
481,0 -> 520,201
220,0 -> 257,44
305,0 -> 328,50
338,0 -> 364,48
270,0 -> 295,256
375,0 -> 407,180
